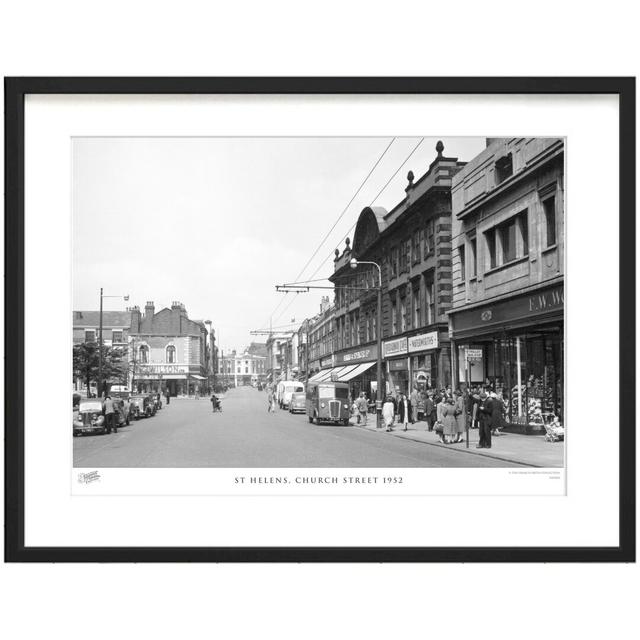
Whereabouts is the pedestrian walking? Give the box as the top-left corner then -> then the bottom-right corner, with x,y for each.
382,396 -> 395,431
435,394 -> 446,443
355,392 -> 369,426
424,392 -> 435,431
477,392 -> 493,449
267,389 -> 275,413
165,388 -> 170,405
410,386 -> 419,423
103,395 -> 116,434
453,389 -> 466,443
490,392 -> 504,436
442,396 -> 457,444
396,393 -> 411,431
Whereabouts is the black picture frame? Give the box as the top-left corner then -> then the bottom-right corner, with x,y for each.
4,77 -> 636,563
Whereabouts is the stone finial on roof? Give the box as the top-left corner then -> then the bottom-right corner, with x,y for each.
345,237 -> 351,251
436,140 -> 444,157
407,170 -> 414,186
334,248 -> 340,260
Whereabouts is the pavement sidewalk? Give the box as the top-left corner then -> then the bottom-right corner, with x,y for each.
349,415 -> 564,468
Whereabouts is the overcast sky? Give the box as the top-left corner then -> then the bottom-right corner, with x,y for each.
73,136 -> 485,353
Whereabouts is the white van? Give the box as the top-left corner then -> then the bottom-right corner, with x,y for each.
277,381 -> 305,409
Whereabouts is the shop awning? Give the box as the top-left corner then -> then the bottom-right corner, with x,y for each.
308,362 -> 375,384
338,361 -> 375,381
190,374 -> 206,380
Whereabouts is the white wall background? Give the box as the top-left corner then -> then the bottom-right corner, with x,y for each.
1,2 -> 638,640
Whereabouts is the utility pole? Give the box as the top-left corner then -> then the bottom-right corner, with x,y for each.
98,287 -> 103,398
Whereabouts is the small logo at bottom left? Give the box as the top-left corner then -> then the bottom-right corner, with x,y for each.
77,470 -> 101,484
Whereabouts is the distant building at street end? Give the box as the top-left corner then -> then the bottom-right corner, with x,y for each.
128,300 -> 212,397
218,349 -> 266,387
448,138 -> 564,432
328,141 -> 466,397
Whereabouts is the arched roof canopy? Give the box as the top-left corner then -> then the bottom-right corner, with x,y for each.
351,206 -> 388,257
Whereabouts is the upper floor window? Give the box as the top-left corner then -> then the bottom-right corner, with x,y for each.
139,345 -> 149,364
166,345 -> 176,363
391,246 -> 398,278
495,153 -> 513,184
424,219 -> 435,258
391,298 -> 398,335
484,210 -> 528,271
543,196 -> 556,247
112,330 -> 123,343
469,237 -> 477,277
459,245 -> 466,281
426,280 -> 435,324
400,297 -> 407,332
412,286 -> 421,328
412,231 -> 422,265
85,329 -> 96,343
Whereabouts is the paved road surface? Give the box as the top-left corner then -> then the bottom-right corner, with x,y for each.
73,386 -> 523,468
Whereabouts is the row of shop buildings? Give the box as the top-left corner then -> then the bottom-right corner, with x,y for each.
274,138 -> 564,430
73,300 -> 218,396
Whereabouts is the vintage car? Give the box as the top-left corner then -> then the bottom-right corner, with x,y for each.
306,381 -> 351,426
73,398 -> 106,436
112,398 -> 130,427
130,395 -> 153,419
288,391 -> 306,414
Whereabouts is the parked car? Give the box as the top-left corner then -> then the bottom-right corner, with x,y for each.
306,381 -> 351,426
288,392 -> 306,414
73,398 -> 106,436
112,398 -> 130,427
277,381 -> 305,409
147,394 -> 158,416
130,395 -> 153,419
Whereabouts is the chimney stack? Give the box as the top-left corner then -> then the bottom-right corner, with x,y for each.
144,301 -> 155,319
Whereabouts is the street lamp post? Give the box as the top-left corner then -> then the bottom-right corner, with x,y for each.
350,258 -> 383,429
97,289 -> 129,398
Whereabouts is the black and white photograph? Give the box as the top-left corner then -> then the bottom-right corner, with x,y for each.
71,135 -> 565,473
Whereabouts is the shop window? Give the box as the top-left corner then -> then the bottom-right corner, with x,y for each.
139,345 -> 149,364
85,330 -> 96,343
543,196 -> 556,247
470,237 -> 477,277
459,244 -> 466,281
495,153 -> 513,184
166,345 -> 176,363
412,287 -> 421,328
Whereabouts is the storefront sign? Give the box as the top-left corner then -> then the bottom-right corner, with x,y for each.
466,348 -> 483,360
407,331 -> 439,353
336,344 -> 378,364
320,355 -> 334,368
450,283 -> 564,337
388,358 -> 408,371
137,364 -> 189,375
383,337 -> 408,358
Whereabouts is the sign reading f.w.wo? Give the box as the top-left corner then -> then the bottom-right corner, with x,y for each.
528,287 -> 564,312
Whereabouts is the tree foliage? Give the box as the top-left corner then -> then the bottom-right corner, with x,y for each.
73,342 -> 129,393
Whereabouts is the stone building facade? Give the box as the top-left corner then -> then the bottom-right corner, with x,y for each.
448,138 -> 564,431
328,142 -> 466,397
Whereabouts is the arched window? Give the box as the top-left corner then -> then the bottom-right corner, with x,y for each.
139,345 -> 149,364
166,345 -> 176,363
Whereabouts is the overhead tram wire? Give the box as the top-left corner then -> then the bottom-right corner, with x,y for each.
273,137 -> 426,322
266,137 -> 396,326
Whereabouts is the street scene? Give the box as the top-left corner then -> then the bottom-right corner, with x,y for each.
73,136 -> 565,469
